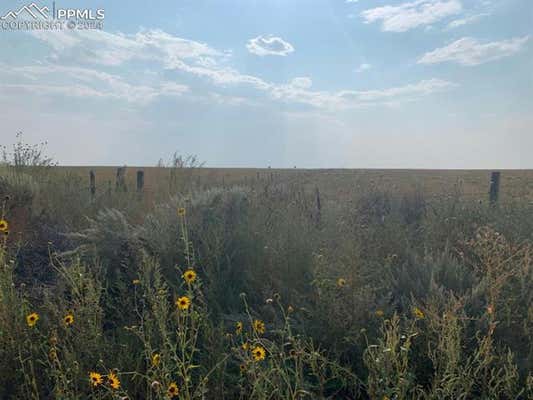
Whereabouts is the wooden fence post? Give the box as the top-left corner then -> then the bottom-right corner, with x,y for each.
489,171 -> 501,204
315,186 -> 322,226
89,170 -> 96,199
116,167 -> 126,192
136,170 -> 144,192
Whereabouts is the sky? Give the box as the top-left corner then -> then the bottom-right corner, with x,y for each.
0,0 -> 532,168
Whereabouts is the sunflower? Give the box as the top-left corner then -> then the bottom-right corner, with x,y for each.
167,382 -> 179,397
241,342 -> 249,351
412,307 -> 425,320
239,364 -> 247,373
182,269 -> 197,284
176,296 -> 191,311
177,207 -> 186,217
26,312 -> 39,327
64,314 -> 74,326
151,353 -> 161,367
252,345 -> 266,362
0,219 -> 8,232
375,309 -> 384,318
337,278 -> 346,287
253,319 -> 265,334
89,371 -> 103,387
235,321 -> 243,334
132,279 -> 141,285
107,372 -> 120,390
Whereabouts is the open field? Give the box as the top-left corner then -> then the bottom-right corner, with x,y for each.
1,161 -> 532,399
59,166 -> 533,203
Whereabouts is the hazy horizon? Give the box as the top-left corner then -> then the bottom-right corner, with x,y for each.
1,0 -> 532,168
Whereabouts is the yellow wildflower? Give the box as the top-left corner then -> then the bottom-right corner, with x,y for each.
177,207 -> 186,217
151,353 -> 161,367
89,371 -> 103,387
183,269 -> 197,284
252,345 -> 266,362
337,278 -> 346,287
413,307 -> 425,319
26,312 -> 39,327
0,219 -> 8,232
107,372 -> 120,390
253,319 -> 265,334
167,382 -> 179,397
235,321 -> 243,334
64,314 -> 74,326
176,296 -> 191,311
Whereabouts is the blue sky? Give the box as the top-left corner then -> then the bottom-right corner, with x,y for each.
0,0 -> 532,168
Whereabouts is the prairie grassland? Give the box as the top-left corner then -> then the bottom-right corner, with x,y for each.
0,151 -> 532,399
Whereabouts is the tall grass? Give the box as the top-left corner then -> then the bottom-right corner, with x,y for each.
0,137 -> 532,399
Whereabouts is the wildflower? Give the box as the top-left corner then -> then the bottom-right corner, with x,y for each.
266,298 -> 273,304
239,364 -> 246,373
176,296 -> 191,311
108,372 -> 120,390
132,279 -> 141,285
26,312 -> 39,327
182,269 -> 197,284
287,305 -> 294,313
49,349 -> 58,361
252,345 -> 266,362
151,353 -> 161,367
235,321 -> 243,334
289,349 -> 297,357
167,382 -> 179,397
253,319 -> 265,334
89,372 -> 103,387
337,278 -> 346,287
413,307 -> 425,320
177,207 -> 186,217
242,342 -> 249,351
63,314 -> 74,326
375,309 -> 384,317
0,219 -> 8,232
151,380 -> 161,391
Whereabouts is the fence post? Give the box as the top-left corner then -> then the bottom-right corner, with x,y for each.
489,171 -> 501,204
89,170 -> 96,199
116,167 -> 126,192
315,186 -> 322,226
136,170 -> 144,192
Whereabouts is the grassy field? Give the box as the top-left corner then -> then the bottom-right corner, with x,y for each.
1,157 -> 532,399
61,166 -> 533,202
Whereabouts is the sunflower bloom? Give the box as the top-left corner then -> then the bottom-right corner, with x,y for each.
0,219 -> 8,232
176,296 -> 191,311
107,372 -> 120,390
132,279 -> 141,285
177,207 -> 186,217
375,309 -> 384,317
183,269 -> 197,284
26,312 -> 39,327
235,321 -> 243,334
337,278 -> 346,287
151,353 -> 161,367
253,319 -> 265,334
252,345 -> 266,362
167,382 -> 179,397
413,307 -> 425,319
89,371 -> 103,387
241,342 -> 249,351
64,314 -> 74,326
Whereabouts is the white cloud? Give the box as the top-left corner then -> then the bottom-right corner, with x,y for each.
355,63 -> 372,72
361,0 -> 462,32
418,36 -> 530,66
0,64 -> 188,105
290,77 -> 313,89
246,35 -> 295,56
10,28 -> 456,111
446,12 -> 489,29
